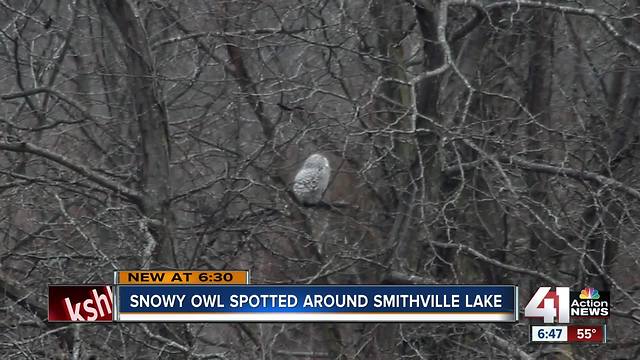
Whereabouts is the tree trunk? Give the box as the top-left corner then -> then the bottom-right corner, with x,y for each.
101,0 -> 175,267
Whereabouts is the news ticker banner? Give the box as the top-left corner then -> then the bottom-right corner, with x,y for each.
48,274 -> 517,322
115,285 -> 517,322
47,275 -> 610,343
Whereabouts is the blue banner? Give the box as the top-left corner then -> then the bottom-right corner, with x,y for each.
116,285 -> 517,322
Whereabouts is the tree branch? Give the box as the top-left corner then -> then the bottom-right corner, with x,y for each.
0,272 -> 48,322
225,44 -> 275,140
450,0 -> 640,55
507,156 -> 640,200
2,87 -> 101,123
480,327 -> 534,360
0,141 -> 143,204
445,155 -> 640,201
431,240 -> 562,284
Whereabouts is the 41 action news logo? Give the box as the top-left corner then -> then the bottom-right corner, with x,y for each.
524,287 -> 610,323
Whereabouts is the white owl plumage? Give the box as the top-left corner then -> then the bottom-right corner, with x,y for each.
293,153 -> 331,205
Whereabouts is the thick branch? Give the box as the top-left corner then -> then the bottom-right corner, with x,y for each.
225,44 -> 275,140
151,27 -> 309,49
480,327 -> 534,360
507,156 -> 640,199
103,0 -> 175,266
157,10 -> 275,141
449,8 -> 484,42
449,0 -> 640,55
430,240 -> 562,285
445,155 -> 640,201
0,272 -> 48,321
1,87 -> 49,99
381,271 -> 437,285
2,87 -> 100,122
0,141 -> 143,203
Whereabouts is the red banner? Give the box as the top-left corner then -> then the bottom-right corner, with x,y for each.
567,325 -> 605,343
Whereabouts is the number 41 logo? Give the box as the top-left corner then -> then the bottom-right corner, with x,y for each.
524,287 -> 570,323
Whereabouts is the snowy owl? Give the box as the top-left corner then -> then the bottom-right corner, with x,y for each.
293,153 -> 331,205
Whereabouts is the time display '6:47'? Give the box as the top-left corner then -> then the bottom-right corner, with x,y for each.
531,325 -> 567,342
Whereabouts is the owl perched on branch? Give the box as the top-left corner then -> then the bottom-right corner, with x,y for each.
293,153 -> 331,205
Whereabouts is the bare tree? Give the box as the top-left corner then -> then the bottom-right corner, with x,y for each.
1,0 -> 640,358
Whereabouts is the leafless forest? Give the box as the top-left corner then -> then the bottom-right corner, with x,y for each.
1,0 -> 640,359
